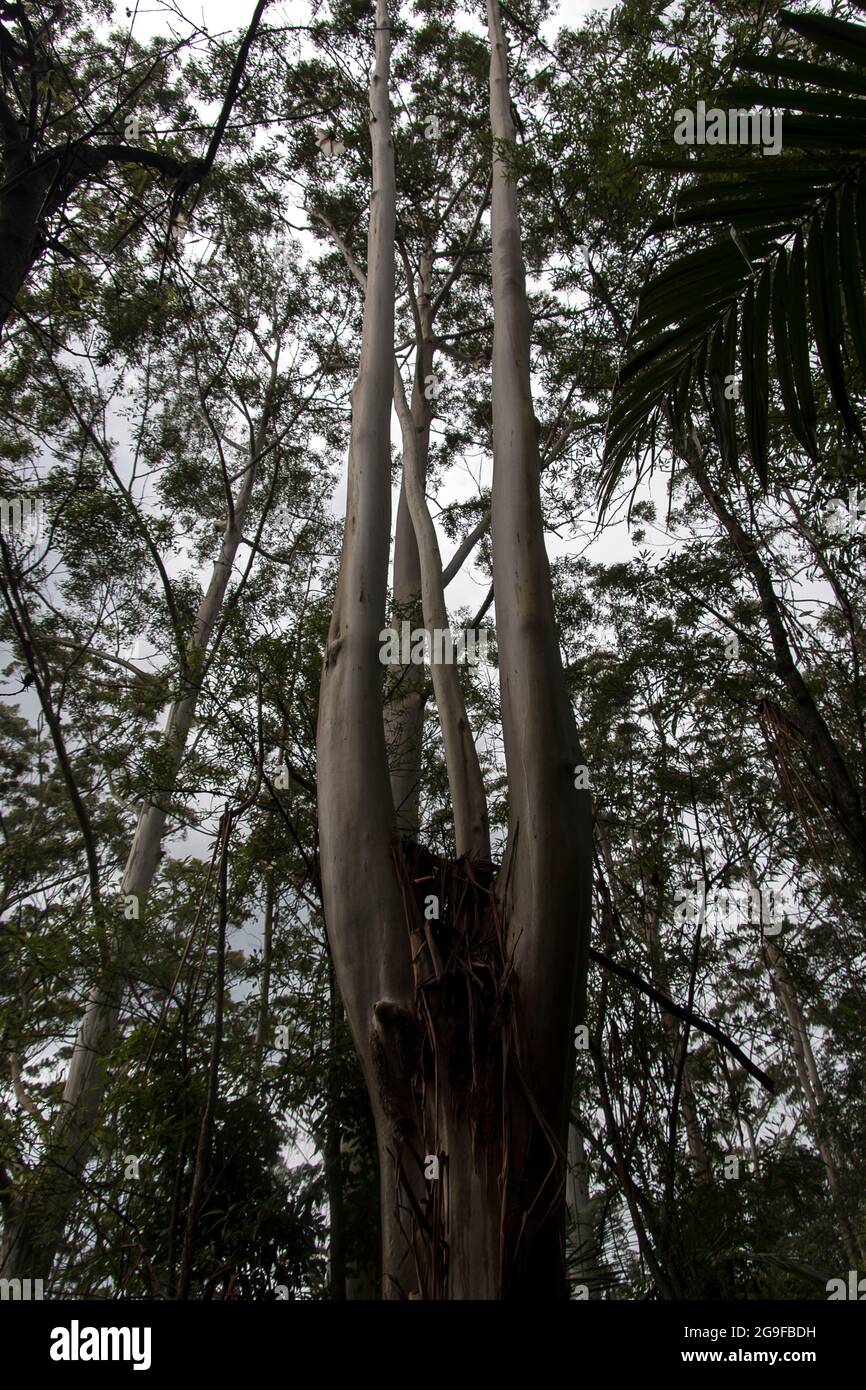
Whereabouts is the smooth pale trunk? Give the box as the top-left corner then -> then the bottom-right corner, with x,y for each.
566,1122 -> 601,1297
763,937 -> 864,1266
384,260 -> 433,841
318,0 -> 591,1298
384,464 -> 426,838
0,453 -> 260,1280
315,0 -> 426,1298
486,0 -> 592,1297
393,360 -> 490,860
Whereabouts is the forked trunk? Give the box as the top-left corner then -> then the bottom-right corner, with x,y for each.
315,0 -> 590,1298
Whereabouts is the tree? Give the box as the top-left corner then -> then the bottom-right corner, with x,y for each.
0,0 -> 277,336
315,0 -> 591,1299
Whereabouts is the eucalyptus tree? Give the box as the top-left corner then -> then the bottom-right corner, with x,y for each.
313,0 -> 591,1301
0,165 -> 338,1277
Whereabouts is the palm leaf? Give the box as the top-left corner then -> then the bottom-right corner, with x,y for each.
602,9 -> 866,506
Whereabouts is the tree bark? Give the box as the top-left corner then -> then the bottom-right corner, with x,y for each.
566,1122 -> 601,1297
315,0 -> 591,1298
486,0 -> 592,1298
393,352 -> 490,858
384,340 -> 428,837
249,876 -> 276,1095
384,496 -> 427,837
315,0 -> 425,1299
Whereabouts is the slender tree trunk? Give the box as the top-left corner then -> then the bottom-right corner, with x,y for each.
762,938 -> 864,1266
383,249 -> 443,838
725,810 -> 865,1267
0,421 -> 267,1280
486,0 -> 592,1297
384,418 -> 426,838
596,820 -> 710,1177
391,246 -> 489,858
393,351 -> 489,858
566,1122 -> 601,1297
249,877 -> 276,1094
677,423 -> 866,874
324,962 -> 347,1300
315,0 -> 424,1299
176,809 -> 231,1299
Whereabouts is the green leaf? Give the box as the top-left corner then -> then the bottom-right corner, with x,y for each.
670,356 -> 694,435
740,267 -> 771,487
780,9 -> 866,66
642,240 -> 746,297
776,112 -> 866,146
771,246 -> 818,460
707,305 -> 739,476
618,309 -> 721,385
787,229 -> 819,454
807,205 -> 859,433
838,181 -> 866,381
738,53 -> 866,94
722,82 -> 866,117
673,200 -> 808,229
677,174 -> 836,210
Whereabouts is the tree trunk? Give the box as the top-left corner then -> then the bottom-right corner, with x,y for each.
0,419 -> 267,1281
315,0 -> 424,1299
485,0 -> 592,1297
0,104 -> 56,334
724,808 -> 865,1267
249,876 -> 276,1094
315,0 -> 590,1298
762,938 -> 864,1267
384,481 -> 426,838
596,820 -> 710,1177
393,344 -> 489,858
677,423 -> 866,875
566,1122 -> 601,1297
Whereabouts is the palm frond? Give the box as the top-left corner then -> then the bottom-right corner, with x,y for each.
602,8 -> 866,511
